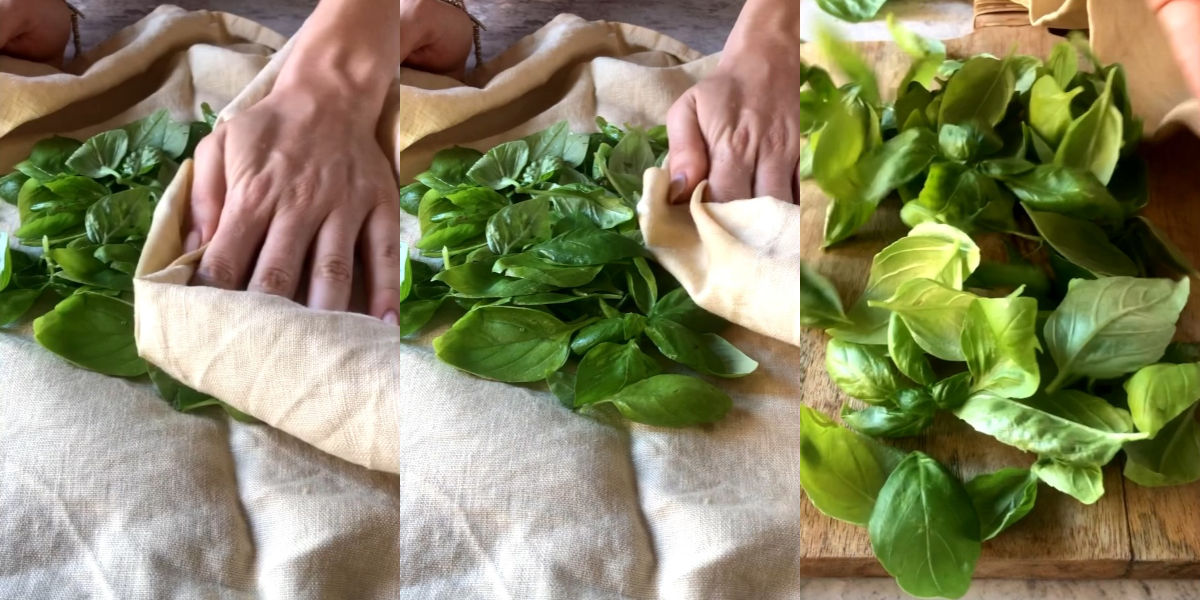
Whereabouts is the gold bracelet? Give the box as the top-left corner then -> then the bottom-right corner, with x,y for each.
63,0 -> 83,58
436,0 -> 485,67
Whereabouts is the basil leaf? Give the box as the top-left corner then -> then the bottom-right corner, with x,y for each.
815,30 -> 880,106
831,223 -> 980,345
433,261 -> 554,298
527,184 -> 634,229
66,130 -> 130,179
626,257 -> 658,314
493,253 -> 602,288
1008,54 -> 1043,94
888,15 -> 946,91
1032,458 -> 1104,504
1123,404 -> 1200,487
965,467 -> 1038,540
887,313 -> 934,386
603,127 -> 655,204
816,0 -> 886,22
799,405 -> 905,525
486,198 -> 553,255
648,288 -> 723,332
570,313 -> 645,355
813,95 -> 868,202
399,182 -> 429,215
532,227 -> 644,266
15,212 -> 83,241
1024,208 -> 1137,277
932,371 -> 973,411
1029,75 -> 1083,146
1045,277 -> 1188,386
825,128 -> 938,244
433,306 -> 573,382
962,295 -> 1040,398
842,389 -> 934,438
85,188 -> 153,244
1047,41 -> 1078,89
1056,69 -> 1123,185
0,232 -> 10,292
468,140 -> 530,190
396,298 -> 443,337
938,123 -> 1002,163
912,162 -> 990,230
870,278 -> 977,361
547,369 -> 577,408
868,452 -> 981,599
123,109 -> 190,158
1001,165 -> 1122,224
644,318 -> 758,378
1124,362 -> 1200,437
32,293 -> 147,377
801,261 -> 849,330
0,288 -> 41,326
825,338 -> 907,403
954,392 -> 1146,465
0,172 -> 28,204
596,374 -> 730,427
418,146 -> 485,192
574,341 -> 661,406
939,55 -> 1015,128
1123,215 -> 1200,278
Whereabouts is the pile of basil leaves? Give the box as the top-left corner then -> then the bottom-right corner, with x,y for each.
0,106 -> 251,420
396,119 -> 756,426
799,25 -> 1200,599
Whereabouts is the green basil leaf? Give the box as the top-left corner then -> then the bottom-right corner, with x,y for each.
647,288 -> 723,332
627,257 -> 657,314
1009,54 -> 1043,94
1032,458 -> 1104,504
1024,208 -> 1137,277
1123,404 -> 1200,487
938,122 -> 1002,163
813,95 -> 868,202
32,293 -> 146,377
601,373 -> 731,427
467,140 -> 530,190
801,261 -> 849,330
888,15 -> 946,91
15,212 -> 82,240
601,127 -> 656,204
868,452 -> 981,599
44,175 -> 110,207
399,182 -> 429,215
486,198 -> 553,255
433,306 -> 573,382
842,389 -> 934,438
887,312 -> 934,386
1001,165 -> 1122,224
870,278 -> 977,361
965,467 -> 1038,540
645,318 -> 757,378
816,0 -> 887,22
66,130 -> 130,179
962,295 -> 1040,398
831,223 -> 980,345
0,171 -> 28,204
912,162 -> 991,230
1056,69 -> 1123,185
954,392 -> 1146,465
1045,276 -> 1188,385
825,338 -> 907,403
1034,389 -> 1134,433
1047,41 -> 1078,90
527,184 -> 634,229
85,188 -> 153,244
932,371 -> 973,410
1124,362 -> 1200,437
123,109 -> 190,158
799,405 -> 906,526
1029,74 -> 1083,146
570,313 -> 646,355
1123,215 -> 1200,278
493,252 -> 602,287
396,298 -> 443,337
574,340 -> 661,406
0,232 -> 10,292
433,261 -> 554,298
532,226 -> 644,266
0,288 -> 41,326
547,369 -> 577,408
939,55 -> 1015,128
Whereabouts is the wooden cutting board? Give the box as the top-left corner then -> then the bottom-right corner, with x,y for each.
798,26 -> 1200,579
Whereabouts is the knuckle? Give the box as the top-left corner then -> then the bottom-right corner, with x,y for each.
316,255 -> 354,284
254,266 -> 295,295
377,240 -> 403,264
727,125 -> 756,155
762,126 -> 790,154
242,175 -> 275,203
198,255 -> 239,288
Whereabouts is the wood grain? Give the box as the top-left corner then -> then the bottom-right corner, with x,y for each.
798,26 -> 1148,580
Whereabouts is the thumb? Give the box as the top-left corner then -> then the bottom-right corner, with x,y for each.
666,92 -> 710,204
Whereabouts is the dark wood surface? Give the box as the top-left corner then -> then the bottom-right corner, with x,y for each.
72,0 -> 739,58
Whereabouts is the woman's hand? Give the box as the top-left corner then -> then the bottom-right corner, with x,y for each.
186,0 -> 473,323
0,0 -> 72,63
666,0 -> 802,204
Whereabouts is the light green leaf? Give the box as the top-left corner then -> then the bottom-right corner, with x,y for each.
962,295 -> 1040,398
1029,75 -> 1083,146
574,341 -> 661,406
887,312 -> 935,386
801,262 -> 849,330
799,405 -> 906,526
603,374 -> 732,427
433,306 -> 573,382
1124,362 -> 1200,437
1033,458 -> 1104,504
1123,405 -> 1200,487
939,55 -> 1015,128
965,468 -> 1038,540
825,338 -> 908,403
1024,208 -> 1137,278
870,278 -> 977,361
1055,69 -> 1123,185
65,130 -> 130,179
467,140 -> 530,190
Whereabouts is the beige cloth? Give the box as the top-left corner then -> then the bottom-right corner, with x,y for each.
2,6 -> 804,598
1010,0 -> 1090,28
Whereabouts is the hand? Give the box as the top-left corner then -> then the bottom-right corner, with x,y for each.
186,88 -> 404,322
0,0 -> 72,63
1148,0 -> 1200,101
666,0 -> 803,204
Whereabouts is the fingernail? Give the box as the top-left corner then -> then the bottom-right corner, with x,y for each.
383,309 -> 398,325
184,231 -> 200,253
668,174 -> 687,204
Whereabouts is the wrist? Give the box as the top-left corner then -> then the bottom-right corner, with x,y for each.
723,0 -> 801,61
